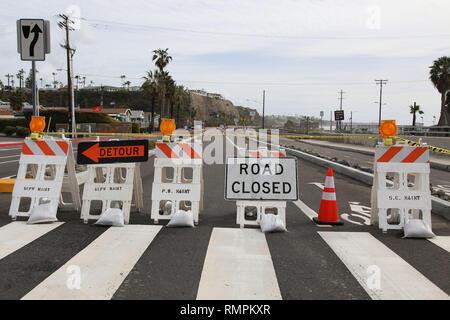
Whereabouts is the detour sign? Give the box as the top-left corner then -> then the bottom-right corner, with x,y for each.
77,140 -> 149,164
225,157 -> 298,201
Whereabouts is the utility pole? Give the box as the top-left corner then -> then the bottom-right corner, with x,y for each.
262,90 -> 265,129
58,14 -> 76,134
375,80 -> 388,127
337,90 -> 345,130
330,110 -> 332,132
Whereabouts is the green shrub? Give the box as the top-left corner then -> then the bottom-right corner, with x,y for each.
15,126 -> 30,137
148,140 -> 156,150
140,127 -> 148,133
0,118 -> 28,133
131,122 -> 140,133
3,126 -> 16,135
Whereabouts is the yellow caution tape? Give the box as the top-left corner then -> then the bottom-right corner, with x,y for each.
393,136 -> 450,155
39,131 -> 450,154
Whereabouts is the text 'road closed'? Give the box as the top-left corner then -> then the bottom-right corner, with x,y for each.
225,157 -> 298,201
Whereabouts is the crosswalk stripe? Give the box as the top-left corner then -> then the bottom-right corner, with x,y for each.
0,222 -> 64,260
293,200 -> 331,227
428,236 -> 450,253
196,227 -> 282,300
318,231 -> 449,300
22,225 -> 162,300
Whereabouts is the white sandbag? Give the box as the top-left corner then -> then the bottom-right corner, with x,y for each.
166,210 -> 194,228
260,213 -> 286,233
403,219 -> 435,238
94,208 -> 125,227
160,201 -> 172,215
27,202 -> 58,224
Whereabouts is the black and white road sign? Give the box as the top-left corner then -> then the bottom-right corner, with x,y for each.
334,110 -> 345,121
225,157 -> 298,201
17,19 -> 50,61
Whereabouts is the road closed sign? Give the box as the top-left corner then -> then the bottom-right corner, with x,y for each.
225,157 -> 298,201
77,140 -> 149,164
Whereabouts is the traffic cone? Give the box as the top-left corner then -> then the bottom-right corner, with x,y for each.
313,168 -> 344,225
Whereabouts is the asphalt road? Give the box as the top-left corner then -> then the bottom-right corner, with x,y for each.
0,135 -> 448,300
280,138 -> 450,188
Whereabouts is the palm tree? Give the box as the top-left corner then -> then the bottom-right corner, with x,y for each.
124,80 -> 131,91
142,70 -> 159,132
152,48 -> 172,120
16,69 -> 25,89
409,102 -> 424,127
152,48 -> 172,74
120,75 -> 126,88
429,56 -> 450,126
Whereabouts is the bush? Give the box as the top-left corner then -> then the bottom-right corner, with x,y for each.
0,118 -> 28,133
131,122 -> 140,133
140,127 -> 148,133
3,126 -> 16,136
148,140 -> 156,150
15,126 -> 30,137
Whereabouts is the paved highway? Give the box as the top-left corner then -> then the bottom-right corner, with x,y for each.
280,138 -> 450,188
0,135 -> 448,300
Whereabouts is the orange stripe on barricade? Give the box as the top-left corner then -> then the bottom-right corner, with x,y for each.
179,143 -> 201,159
21,143 -> 33,155
157,143 -> 178,158
34,141 -> 56,156
401,147 -> 427,163
377,146 -> 402,162
56,141 -> 69,155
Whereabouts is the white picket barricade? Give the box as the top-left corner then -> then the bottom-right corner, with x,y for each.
9,138 -> 70,220
371,141 -> 432,233
80,163 -> 138,224
235,146 -> 287,228
151,141 -> 203,225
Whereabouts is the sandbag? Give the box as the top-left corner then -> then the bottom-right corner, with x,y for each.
403,219 -> 435,238
27,202 -> 58,224
166,210 -> 194,228
260,213 -> 286,233
95,208 -> 125,227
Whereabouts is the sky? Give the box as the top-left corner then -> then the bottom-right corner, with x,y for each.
1,0 -> 449,125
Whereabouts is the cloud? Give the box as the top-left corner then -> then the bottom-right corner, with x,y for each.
0,0 -> 449,124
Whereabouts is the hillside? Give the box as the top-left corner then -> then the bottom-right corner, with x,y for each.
190,92 -> 261,126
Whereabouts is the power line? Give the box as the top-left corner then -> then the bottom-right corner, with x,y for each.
80,17 -> 450,40
71,73 -> 429,87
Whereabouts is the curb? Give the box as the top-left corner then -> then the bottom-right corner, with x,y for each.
286,147 -> 450,221
297,140 -> 450,172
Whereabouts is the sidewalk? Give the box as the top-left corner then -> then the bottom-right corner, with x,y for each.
298,139 -> 450,172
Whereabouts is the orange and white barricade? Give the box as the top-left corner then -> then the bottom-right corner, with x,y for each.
151,142 -> 203,225
371,140 -> 432,232
9,138 -> 70,219
236,148 -> 287,228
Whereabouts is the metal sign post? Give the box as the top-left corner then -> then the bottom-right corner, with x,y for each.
17,19 -> 50,116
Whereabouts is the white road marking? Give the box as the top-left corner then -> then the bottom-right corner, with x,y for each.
318,232 -> 449,300
22,225 -> 162,300
197,227 -> 282,300
0,222 -> 64,260
0,160 -> 19,165
428,236 -> 450,253
0,155 -> 20,159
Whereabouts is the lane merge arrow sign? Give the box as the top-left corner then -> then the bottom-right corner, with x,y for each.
77,140 -> 149,164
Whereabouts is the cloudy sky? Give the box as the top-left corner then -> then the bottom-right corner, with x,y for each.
1,0 -> 449,124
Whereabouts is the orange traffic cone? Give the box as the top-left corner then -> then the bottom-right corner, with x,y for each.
313,168 -> 344,225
